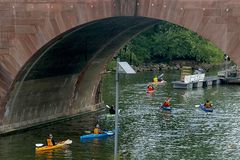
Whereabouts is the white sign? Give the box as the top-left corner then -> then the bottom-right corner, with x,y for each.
184,74 -> 205,83
118,62 -> 136,74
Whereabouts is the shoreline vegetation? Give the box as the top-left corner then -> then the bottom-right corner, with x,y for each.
106,60 -> 227,73
107,21 -> 227,73
133,60 -> 225,72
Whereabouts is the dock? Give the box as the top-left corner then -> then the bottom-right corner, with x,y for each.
172,75 -> 220,89
220,77 -> 240,84
218,68 -> 240,84
172,65 -> 240,89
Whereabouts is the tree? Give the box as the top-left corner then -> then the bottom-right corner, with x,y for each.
117,21 -> 224,65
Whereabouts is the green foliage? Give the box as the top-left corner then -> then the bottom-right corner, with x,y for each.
106,59 -> 116,71
117,21 -> 224,65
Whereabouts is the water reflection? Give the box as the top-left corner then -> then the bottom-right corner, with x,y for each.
182,88 -> 204,101
35,148 -> 72,160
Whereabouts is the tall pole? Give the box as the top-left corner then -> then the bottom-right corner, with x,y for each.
114,58 -> 120,160
224,54 -> 228,78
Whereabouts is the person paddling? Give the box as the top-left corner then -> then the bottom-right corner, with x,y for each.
46,134 -> 56,146
163,97 -> 171,107
109,105 -> 116,114
153,76 -> 158,83
93,124 -> 102,134
147,84 -> 154,92
204,100 -> 212,108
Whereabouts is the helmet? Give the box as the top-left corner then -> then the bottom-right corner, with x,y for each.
49,134 -> 53,138
96,124 -> 100,128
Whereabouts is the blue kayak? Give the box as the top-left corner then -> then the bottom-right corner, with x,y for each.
80,131 -> 114,140
160,105 -> 172,111
199,104 -> 213,112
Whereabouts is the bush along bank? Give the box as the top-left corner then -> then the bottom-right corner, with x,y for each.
106,60 -> 226,73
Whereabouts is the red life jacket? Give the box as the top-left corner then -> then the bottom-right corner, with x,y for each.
163,101 -> 170,107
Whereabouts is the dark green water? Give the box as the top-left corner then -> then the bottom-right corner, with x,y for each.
1,70 -> 240,160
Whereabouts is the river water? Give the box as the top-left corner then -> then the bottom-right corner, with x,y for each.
1,70 -> 240,160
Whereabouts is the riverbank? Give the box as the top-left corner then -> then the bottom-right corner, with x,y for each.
104,60 -> 226,73
133,60 -> 227,72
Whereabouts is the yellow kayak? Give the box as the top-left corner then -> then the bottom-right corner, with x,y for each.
35,139 -> 72,152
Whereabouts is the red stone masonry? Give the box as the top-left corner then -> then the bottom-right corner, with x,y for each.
0,0 -> 240,118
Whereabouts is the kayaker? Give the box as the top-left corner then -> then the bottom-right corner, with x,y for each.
153,76 -> 158,83
204,100 -> 212,108
147,84 -> 154,92
109,105 -> 116,114
93,124 -> 102,134
163,97 -> 171,107
46,134 -> 56,146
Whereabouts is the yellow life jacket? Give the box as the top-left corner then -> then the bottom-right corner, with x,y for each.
47,138 -> 53,146
94,128 -> 99,134
153,77 -> 158,83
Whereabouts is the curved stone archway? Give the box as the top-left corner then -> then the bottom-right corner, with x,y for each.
0,0 -> 240,134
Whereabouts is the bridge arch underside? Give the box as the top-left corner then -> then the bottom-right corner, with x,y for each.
0,16 -> 160,134
1,0 -> 240,135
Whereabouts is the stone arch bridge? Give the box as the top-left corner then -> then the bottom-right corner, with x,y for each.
0,0 -> 240,134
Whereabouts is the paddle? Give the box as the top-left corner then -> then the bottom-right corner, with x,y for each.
195,104 -> 200,108
63,139 -> 72,145
163,97 -> 171,104
35,143 -> 44,147
105,131 -> 114,136
106,105 -> 120,111
195,103 -> 215,108
35,139 -> 72,147
159,74 -> 164,78
106,105 -> 120,115
84,130 -> 92,134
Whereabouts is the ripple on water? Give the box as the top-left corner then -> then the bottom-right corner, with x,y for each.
118,79 -> 240,160
2,71 -> 240,160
